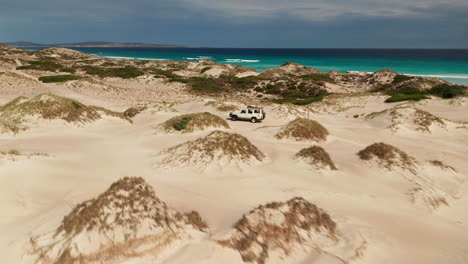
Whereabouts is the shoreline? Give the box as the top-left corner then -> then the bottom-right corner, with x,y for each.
18,46 -> 468,85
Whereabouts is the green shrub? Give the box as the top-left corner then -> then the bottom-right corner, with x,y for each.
60,67 -> 75,73
38,75 -> 79,83
384,94 -> 429,103
392,74 -> 413,84
428,84 -> 466,99
200,66 -> 212,73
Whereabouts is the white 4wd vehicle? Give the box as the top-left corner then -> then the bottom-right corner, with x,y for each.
230,106 -> 265,123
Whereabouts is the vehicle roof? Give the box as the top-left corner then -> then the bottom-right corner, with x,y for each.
246,105 -> 263,110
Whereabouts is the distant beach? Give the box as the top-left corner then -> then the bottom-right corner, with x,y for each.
23,47 -> 468,85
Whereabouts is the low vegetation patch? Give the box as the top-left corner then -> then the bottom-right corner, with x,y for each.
16,59 -> 62,72
272,95 -> 324,105
276,118 -> 329,142
299,73 -> 335,83
295,146 -> 337,170
384,83 -> 466,102
38,75 -> 79,83
158,112 -> 229,133
80,65 -> 144,79
385,93 -> 429,103
428,84 -> 466,99
262,80 -> 329,105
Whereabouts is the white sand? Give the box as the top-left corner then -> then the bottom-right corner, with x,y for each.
0,72 -> 467,263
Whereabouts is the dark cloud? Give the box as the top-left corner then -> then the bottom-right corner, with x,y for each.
0,0 -> 467,48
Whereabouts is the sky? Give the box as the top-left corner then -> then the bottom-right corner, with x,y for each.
1,0 -> 467,48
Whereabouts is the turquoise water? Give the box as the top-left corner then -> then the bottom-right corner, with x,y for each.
24,47 -> 468,84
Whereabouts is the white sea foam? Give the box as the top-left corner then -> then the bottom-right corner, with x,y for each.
104,56 -> 135,60
186,56 -> 213,60
404,73 -> 468,79
348,70 -> 468,80
136,57 -> 168,61
226,59 -> 260,63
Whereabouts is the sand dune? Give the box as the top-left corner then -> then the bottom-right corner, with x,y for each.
26,177 -> 208,264
154,131 -> 266,170
0,93 -> 130,133
365,105 -> 468,134
1,47 -> 467,264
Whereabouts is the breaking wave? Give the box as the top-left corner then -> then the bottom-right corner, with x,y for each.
226,59 -> 260,63
186,56 -> 213,60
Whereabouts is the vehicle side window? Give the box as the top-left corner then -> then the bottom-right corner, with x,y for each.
241,110 -> 246,114
254,110 -> 260,113
248,110 -> 253,114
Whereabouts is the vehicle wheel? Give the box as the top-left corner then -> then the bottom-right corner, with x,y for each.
231,115 -> 238,121
251,117 -> 257,123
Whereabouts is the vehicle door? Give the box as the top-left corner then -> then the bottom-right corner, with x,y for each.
247,109 -> 254,119
254,109 -> 261,119
239,109 -> 248,119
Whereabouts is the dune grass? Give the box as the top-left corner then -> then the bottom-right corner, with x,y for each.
158,112 -> 229,133
295,146 -> 337,170
218,197 -> 336,264
358,142 -> 417,172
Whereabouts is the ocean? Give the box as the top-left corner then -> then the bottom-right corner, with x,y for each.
24,47 -> 468,85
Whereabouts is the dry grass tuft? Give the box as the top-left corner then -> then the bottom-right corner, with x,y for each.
407,187 -> 449,209
0,93 -> 131,133
276,118 -> 329,142
219,197 -> 337,264
428,160 -> 456,172
367,106 -> 446,133
358,142 -> 417,173
295,146 -> 337,170
1,150 -> 50,160
158,112 -> 229,133
123,106 -> 147,118
412,108 -> 445,133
